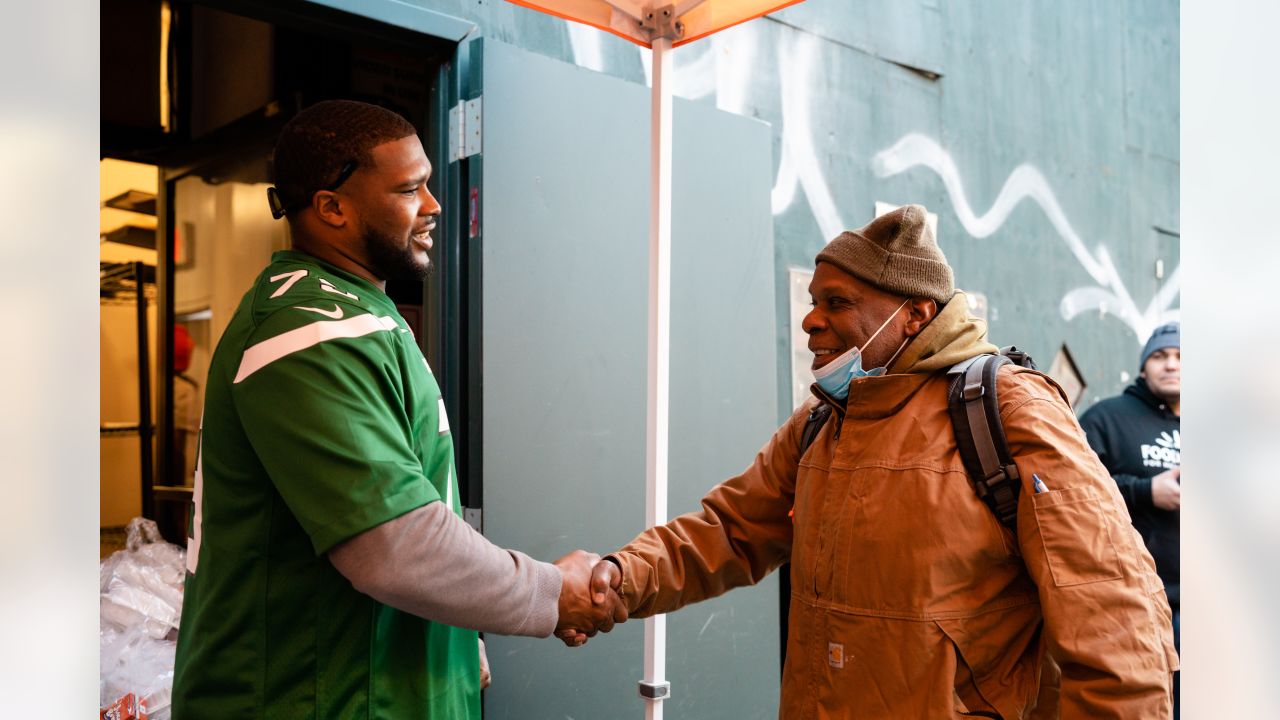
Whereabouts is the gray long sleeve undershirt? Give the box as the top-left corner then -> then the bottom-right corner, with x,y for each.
328,502 -> 563,637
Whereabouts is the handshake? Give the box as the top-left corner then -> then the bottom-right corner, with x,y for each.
552,550 -> 628,647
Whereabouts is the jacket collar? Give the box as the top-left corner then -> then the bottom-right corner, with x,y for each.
842,372 -> 935,419
809,372 -> 935,420
810,383 -> 847,420
888,291 -> 1000,375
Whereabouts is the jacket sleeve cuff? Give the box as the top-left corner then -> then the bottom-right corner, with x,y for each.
1135,476 -> 1154,508
606,552 -> 648,615
1112,473 -> 1154,510
524,559 -> 564,638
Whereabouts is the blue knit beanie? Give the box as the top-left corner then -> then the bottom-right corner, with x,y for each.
1140,322 -> 1180,369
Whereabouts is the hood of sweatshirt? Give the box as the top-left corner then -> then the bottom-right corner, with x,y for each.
889,291 -> 999,375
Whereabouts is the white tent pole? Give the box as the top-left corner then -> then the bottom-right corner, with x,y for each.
643,33 -> 673,720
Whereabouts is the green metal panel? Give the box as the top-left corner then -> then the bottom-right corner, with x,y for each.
478,39 -> 778,720
664,86 -> 781,720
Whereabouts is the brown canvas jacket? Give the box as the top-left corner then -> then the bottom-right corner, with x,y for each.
609,294 -> 1177,719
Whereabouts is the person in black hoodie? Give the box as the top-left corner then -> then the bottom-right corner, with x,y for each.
1079,321 -> 1180,715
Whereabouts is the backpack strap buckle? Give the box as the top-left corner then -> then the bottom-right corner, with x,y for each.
963,379 -> 985,401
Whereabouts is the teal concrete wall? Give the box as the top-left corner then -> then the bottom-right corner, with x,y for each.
417,0 -> 1178,415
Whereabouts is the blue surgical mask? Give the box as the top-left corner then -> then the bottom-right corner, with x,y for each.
812,299 -> 910,400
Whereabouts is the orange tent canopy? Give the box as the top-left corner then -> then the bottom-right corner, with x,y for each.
506,0 -> 803,48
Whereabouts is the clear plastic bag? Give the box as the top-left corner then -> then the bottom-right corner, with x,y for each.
100,518 -> 186,719
100,623 -> 175,718
125,516 -> 165,552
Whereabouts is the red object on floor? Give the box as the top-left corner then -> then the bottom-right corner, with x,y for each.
101,693 -> 148,720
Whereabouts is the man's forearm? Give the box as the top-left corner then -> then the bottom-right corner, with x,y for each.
609,504 -> 790,618
329,502 -> 562,637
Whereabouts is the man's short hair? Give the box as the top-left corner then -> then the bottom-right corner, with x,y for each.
271,99 -> 417,217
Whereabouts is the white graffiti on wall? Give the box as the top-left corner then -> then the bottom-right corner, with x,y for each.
569,21 -> 847,235
872,133 -> 1180,342
638,29 -> 846,241
769,33 -> 846,242
563,19 -> 1179,343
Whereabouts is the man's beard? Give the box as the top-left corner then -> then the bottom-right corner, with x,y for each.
364,224 -> 433,283
1153,383 -> 1180,406
1144,375 -> 1180,405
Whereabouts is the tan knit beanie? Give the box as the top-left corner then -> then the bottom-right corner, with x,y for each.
815,204 -> 955,303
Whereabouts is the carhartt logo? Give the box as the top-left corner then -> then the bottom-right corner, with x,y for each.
828,642 -> 845,669
1140,429 -> 1180,469
295,304 -> 344,319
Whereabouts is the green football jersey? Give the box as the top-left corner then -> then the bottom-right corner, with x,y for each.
173,250 -> 479,719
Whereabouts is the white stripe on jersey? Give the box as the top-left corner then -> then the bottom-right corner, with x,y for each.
187,412 -> 205,574
234,314 -> 400,383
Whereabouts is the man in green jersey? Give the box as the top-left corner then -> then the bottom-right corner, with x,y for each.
173,100 -> 624,718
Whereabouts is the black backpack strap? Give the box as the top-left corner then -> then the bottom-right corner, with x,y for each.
799,403 -> 832,459
948,354 -> 1022,531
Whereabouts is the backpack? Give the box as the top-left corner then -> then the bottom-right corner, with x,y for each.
798,346 -> 1037,532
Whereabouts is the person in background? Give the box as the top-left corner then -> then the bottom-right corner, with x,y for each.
1080,321 -> 1181,717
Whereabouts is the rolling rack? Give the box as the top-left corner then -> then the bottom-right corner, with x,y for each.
101,261 -> 192,538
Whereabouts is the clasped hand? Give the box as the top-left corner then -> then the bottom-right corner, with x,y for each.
553,550 -> 627,647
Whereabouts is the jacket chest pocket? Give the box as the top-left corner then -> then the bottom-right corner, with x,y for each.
1031,487 -> 1124,586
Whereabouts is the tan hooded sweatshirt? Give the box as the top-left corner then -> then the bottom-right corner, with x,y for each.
609,293 -> 1176,719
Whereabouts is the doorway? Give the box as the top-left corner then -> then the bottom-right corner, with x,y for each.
100,0 -> 470,544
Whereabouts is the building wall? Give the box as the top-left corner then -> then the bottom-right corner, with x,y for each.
418,0 -> 1179,415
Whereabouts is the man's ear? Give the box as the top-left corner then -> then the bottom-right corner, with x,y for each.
312,190 -> 348,229
903,298 -> 938,337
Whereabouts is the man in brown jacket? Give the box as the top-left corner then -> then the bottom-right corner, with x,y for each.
586,205 -> 1177,718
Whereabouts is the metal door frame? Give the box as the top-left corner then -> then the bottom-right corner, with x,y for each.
142,0 -> 484,536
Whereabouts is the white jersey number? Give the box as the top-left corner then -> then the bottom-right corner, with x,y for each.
268,269 -> 309,298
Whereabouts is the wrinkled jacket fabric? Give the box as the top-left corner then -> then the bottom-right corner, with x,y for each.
610,295 -> 1177,719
